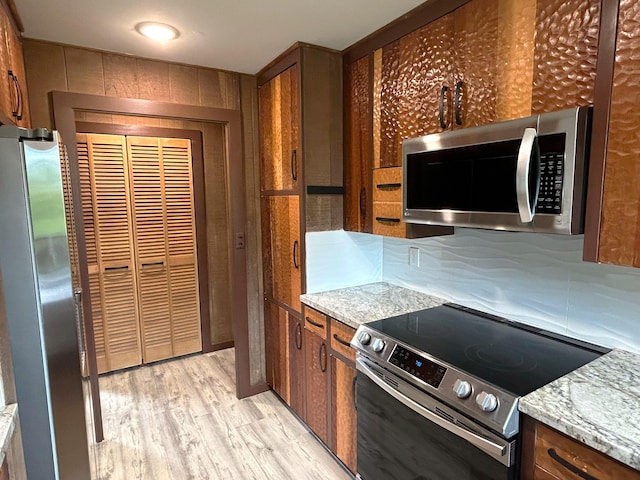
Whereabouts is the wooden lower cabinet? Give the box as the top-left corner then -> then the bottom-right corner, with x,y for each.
522,416 -> 640,480
265,300 -> 290,403
331,355 -> 357,474
288,313 -> 305,420
304,325 -> 329,444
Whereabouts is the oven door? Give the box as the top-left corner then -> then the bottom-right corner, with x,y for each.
356,357 -> 518,480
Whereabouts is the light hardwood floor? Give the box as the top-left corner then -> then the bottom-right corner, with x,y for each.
91,348 -> 353,480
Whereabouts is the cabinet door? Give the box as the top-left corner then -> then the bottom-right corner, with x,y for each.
81,133 -> 142,373
288,313 -> 305,420
591,0 -> 640,267
345,55 -> 373,233
331,355 -> 357,474
267,196 -> 301,312
259,64 -> 300,192
375,14 -> 454,167
531,0 -> 600,115
3,14 -> 29,127
304,327 -> 329,444
265,300 -> 290,403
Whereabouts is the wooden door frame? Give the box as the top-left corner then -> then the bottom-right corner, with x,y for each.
76,122 -> 217,356
52,93 -> 261,413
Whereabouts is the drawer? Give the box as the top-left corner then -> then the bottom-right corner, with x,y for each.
372,202 -> 405,238
330,319 -> 356,362
535,423 -> 640,480
304,306 -> 328,339
373,167 -> 402,203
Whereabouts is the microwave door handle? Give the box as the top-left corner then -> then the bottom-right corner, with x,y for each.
516,127 -> 538,223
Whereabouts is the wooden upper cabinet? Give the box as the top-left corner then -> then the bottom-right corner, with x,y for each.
344,55 -> 373,233
0,7 -> 30,127
587,0 -> 640,267
259,64 -> 300,192
265,195 -> 301,313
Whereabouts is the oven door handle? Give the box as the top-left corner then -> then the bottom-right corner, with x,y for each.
356,358 -> 510,465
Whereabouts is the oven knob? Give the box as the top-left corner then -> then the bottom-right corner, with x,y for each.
359,332 -> 372,345
371,338 -> 386,353
476,391 -> 498,412
453,379 -> 472,399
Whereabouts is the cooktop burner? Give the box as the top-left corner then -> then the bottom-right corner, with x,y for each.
365,303 -> 606,396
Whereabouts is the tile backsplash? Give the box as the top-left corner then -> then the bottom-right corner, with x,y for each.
306,229 -> 640,353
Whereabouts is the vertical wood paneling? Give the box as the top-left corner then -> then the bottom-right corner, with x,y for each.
103,54 -> 138,98
169,65 -> 199,105
64,47 -> 105,95
136,59 -> 171,102
22,40 -> 67,130
23,39 -> 245,359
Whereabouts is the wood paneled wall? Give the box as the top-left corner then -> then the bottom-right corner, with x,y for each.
22,40 -> 265,383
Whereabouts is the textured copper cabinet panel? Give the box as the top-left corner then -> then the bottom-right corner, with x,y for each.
531,0 -> 601,114
379,14 -> 454,167
452,0 -> 499,129
345,55 -> 372,233
599,0 -> 640,267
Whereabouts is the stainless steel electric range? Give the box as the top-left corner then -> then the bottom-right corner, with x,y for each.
351,303 -> 608,480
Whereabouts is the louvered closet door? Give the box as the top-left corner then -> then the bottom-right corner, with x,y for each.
127,136 -> 201,362
78,133 -> 142,373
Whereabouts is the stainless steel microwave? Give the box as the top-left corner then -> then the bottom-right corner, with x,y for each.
402,106 -> 592,234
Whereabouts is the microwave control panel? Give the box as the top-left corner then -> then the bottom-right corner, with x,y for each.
536,152 -> 564,213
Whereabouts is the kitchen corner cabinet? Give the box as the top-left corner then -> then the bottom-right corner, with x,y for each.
0,4 -> 29,127
259,43 -> 342,318
521,416 -> 640,479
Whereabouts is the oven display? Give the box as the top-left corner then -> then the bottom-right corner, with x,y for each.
389,345 -> 447,388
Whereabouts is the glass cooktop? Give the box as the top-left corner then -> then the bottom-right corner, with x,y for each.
366,303 -> 608,396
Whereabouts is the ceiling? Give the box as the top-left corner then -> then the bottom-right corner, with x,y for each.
14,0 -> 426,74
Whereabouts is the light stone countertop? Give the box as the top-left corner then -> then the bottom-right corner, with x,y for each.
0,403 -> 17,466
300,282 -> 446,329
520,349 -> 640,471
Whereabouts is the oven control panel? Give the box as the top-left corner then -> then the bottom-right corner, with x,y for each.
389,345 -> 447,388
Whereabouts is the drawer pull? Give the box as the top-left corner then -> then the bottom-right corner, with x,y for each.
376,216 -> 401,224
376,183 -> 401,190
333,333 -> 351,347
142,261 -> 164,267
305,316 -> 324,329
547,448 -> 599,480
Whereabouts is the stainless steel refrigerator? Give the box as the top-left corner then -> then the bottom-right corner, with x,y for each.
0,126 -> 91,479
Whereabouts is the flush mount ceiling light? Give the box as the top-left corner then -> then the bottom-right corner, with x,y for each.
135,22 -> 179,42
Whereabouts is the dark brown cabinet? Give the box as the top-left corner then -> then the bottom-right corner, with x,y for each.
264,300 -> 290,404
304,321 -> 329,445
288,312 -> 305,419
521,416 -> 640,479
331,353 -> 357,474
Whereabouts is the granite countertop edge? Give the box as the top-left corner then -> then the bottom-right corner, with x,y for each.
519,349 -> 640,471
300,282 -> 447,330
0,403 -> 18,466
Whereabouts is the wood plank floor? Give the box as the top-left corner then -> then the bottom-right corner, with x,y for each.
91,348 -> 353,480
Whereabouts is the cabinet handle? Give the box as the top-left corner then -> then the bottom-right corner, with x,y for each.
376,183 -> 401,190
142,261 -> 164,267
438,85 -> 449,129
295,322 -> 302,350
375,216 -> 401,224
305,316 -> 325,329
333,333 -> 351,347
104,265 -> 129,271
351,375 -> 357,411
319,342 -> 327,372
547,449 -> 599,480
291,149 -> 297,182
454,80 -> 464,126
293,240 -> 300,269
15,75 -> 22,121
359,187 -> 366,223
7,70 -> 17,118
